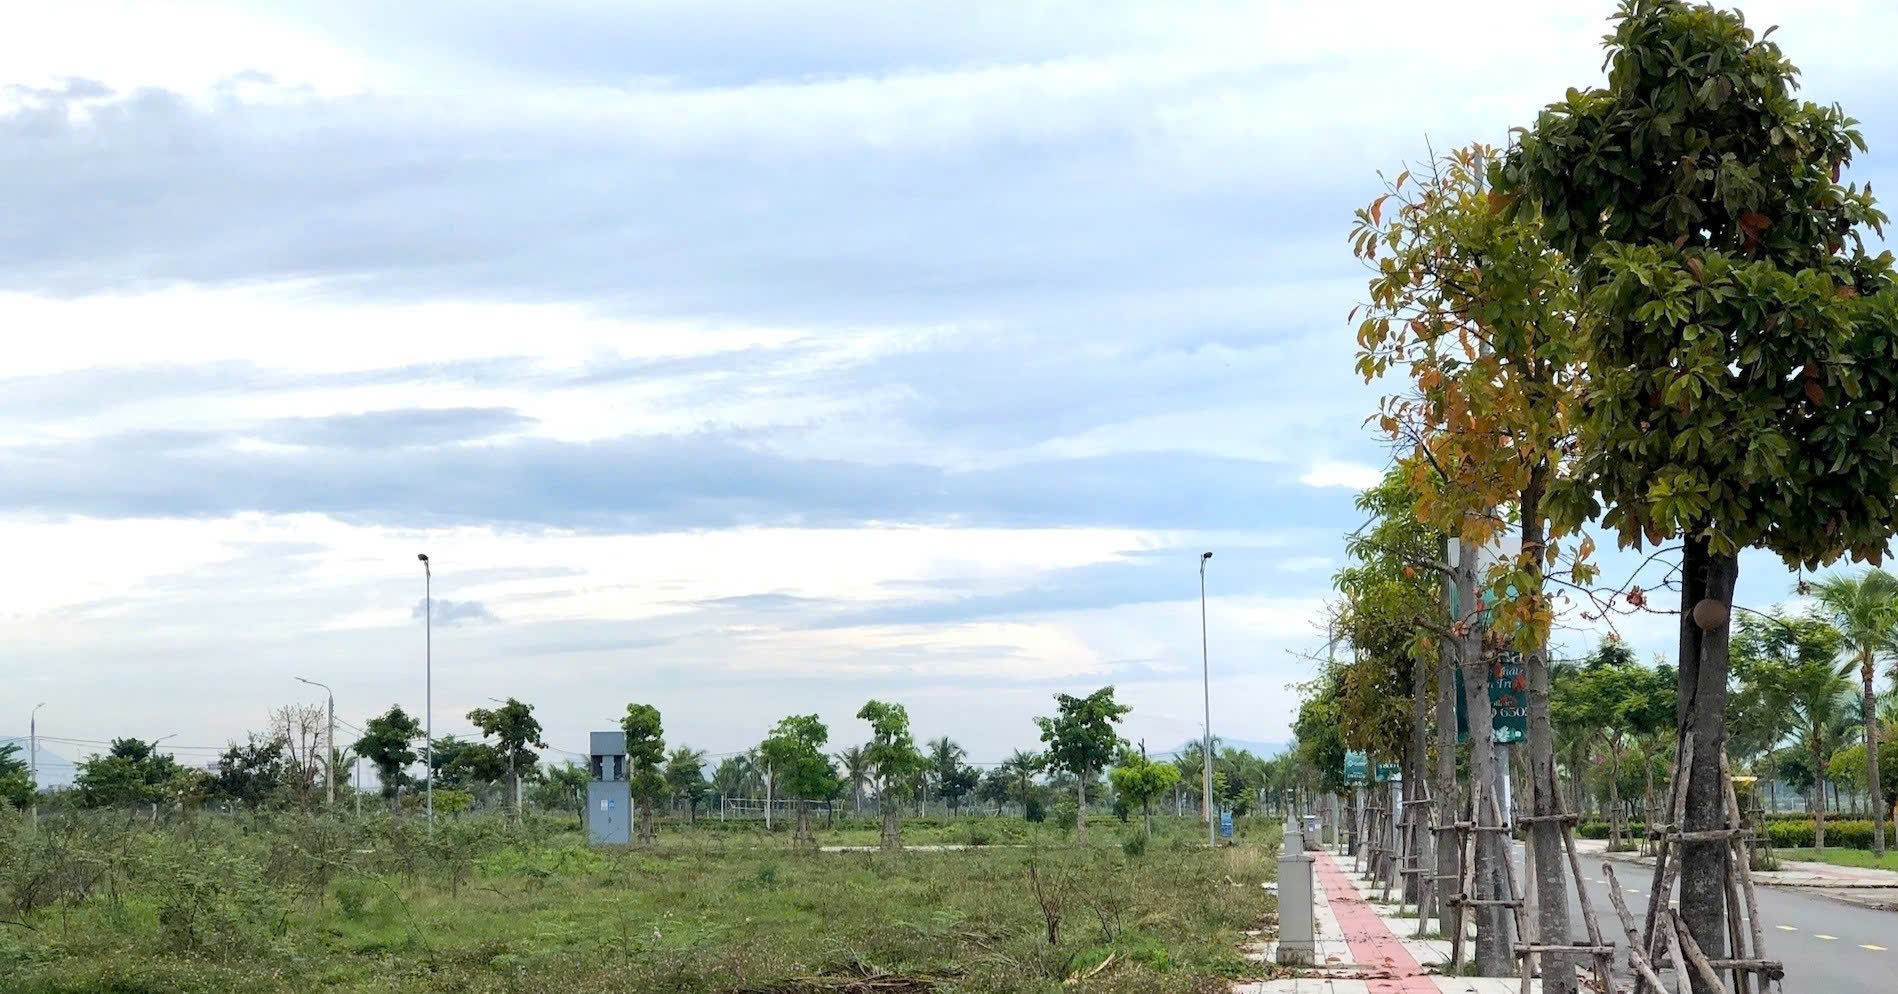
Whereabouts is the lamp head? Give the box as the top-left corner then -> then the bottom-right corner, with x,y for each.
1201,551 -> 1212,560
417,553 -> 429,563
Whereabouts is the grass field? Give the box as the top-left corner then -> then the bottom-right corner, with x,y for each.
1772,847 -> 1898,873
0,809 -> 1282,993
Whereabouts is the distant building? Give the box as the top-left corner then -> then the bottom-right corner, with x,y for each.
586,731 -> 630,845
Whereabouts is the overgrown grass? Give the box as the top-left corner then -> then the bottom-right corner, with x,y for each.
0,808 -> 1281,993
1771,847 -> 1898,873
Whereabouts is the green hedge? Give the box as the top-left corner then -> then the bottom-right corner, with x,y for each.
1580,819 -> 1896,849
1761,819 -> 1896,850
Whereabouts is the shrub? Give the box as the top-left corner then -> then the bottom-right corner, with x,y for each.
1052,803 -> 1078,832
1024,797 -> 1046,823
964,826 -> 992,847
332,878 -> 375,921
1121,833 -> 1147,859
1756,819 -> 1893,850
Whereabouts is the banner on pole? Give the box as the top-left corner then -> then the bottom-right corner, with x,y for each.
1454,650 -> 1529,744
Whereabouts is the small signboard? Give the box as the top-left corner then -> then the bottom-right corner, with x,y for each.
1489,652 -> 1528,744
1219,811 -> 1234,839
1344,750 -> 1369,784
1374,762 -> 1401,783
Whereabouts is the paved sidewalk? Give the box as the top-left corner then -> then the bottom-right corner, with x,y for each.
1238,847 -> 1539,994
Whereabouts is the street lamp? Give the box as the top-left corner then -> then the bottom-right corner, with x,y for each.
1200,550 -> 1214,847
418,553 -> 433,835
29,702 -> 45,828
296,677 -> 336,808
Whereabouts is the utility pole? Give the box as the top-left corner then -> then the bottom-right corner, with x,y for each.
1200,550 -> 1214,847
354,755 -> 362,818
296,677 -> 335,807
418,553 -> 433,835
29,702 -> 45,829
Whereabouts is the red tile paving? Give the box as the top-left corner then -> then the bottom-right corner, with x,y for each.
1313,849 -> 1443,994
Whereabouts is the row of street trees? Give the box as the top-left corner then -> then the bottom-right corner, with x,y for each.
1313,2 -> 1898,989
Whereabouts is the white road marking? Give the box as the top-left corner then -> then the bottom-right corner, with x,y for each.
1862,944 -> 1887,952
1776,925 -> 1798,932
1815,934 -> 1839,941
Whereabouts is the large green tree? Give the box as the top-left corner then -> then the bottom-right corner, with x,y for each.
1734,613 -> 1855,848
74,738 -> 184,809
926,736 -> 978,819
760,715 -> 840,846
533,760 -> 590,824
208,735 -> 288,810
1807,568 -> 1898,853
665,747 -> 708,822
1002,749 -> 1043,820
467,697 -> 547,823
620,703 -> 668,844
355,705 -> 422,811
857,700 -> 927,849
0,742 -> 33,810
1507,1 -> 1898,969
835,744 -> 870,814
1551,639 -> 1675,849
1035,686 -> 1130,844
1110,745 -> 1181,838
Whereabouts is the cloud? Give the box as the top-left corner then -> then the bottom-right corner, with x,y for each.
260,407 -> 534,449
0,424 -> 1356,533
413,598 -> 497,625
1299,461 -> 1382,490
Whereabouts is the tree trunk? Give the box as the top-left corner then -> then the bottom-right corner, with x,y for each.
1864,654 -> 1887,857
1605,739 -> 1623,851
794,800 -> 814,847
1521,473 -> 1577,994
1409,635 -> 1434,910
1454,532 -> 1513,975
1144,799 -> 1153,838
1814,741 -> 1829,852
1676,536 -> 1736,994
880,789 -> 903,851
1076,771 -> 1089,843
1435,537 -> 1461,940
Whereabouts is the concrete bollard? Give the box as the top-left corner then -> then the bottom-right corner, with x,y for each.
1276,841 -> 1316,966
1283,815 -> 1303,856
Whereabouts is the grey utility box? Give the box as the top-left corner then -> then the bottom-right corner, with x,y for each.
586,731 -> 631,845
1276,817 -> 1316,965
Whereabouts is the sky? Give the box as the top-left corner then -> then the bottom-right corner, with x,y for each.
6,0 -> 1898,780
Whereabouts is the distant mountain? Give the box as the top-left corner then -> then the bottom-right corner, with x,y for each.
0,737 -> 76,787
1166,737 -> 1289,759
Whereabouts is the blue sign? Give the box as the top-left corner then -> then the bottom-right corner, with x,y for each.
1219,811 -> 1234,838
1344,750 -> 1369,784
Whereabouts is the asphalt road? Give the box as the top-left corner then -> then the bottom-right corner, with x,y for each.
1506,842 -> 1893,992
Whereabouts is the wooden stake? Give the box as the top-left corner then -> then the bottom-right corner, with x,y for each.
1601,864 -> 1671,994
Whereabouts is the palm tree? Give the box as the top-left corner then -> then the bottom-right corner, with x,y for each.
1779,654 -> 1858,850
1003,749 -> 1042,819
836,744 -> 870,814
926,736 -> 966,821
1809,569 -> 1898,855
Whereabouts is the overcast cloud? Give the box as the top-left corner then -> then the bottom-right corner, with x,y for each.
6,0 -> 1894,773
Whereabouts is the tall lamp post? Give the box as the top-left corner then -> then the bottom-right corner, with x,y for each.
296,677 -> 336,807
418,553 -> 433,835
1200,550 -> 1214,847
29,702 -> 45,828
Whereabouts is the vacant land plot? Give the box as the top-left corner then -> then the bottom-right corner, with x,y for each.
0,811 -> 1280,993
